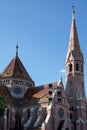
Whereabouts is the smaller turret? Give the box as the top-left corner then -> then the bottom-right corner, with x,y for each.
1,45 -> 35,98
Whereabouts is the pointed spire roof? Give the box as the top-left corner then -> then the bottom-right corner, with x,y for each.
69,6 -> 80,51
66,6 -> 84,62
1,46 -> 34,86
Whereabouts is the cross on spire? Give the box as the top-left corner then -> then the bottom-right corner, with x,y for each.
16,44 -> 18,57
72,5 -> 75,19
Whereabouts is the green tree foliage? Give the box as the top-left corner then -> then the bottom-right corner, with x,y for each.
0,96 -> 7,118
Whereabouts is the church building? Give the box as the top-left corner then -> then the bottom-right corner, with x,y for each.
0,7 -> 87,130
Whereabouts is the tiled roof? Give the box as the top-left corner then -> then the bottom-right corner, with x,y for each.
24,86 -> 44,101
24,82 -> 57,103
0,81 -> 63,105
1,56 -> 34,85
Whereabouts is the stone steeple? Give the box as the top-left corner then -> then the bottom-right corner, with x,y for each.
66,7 -> 85,100
66,7 -> 86,129
69,6 -> 80,51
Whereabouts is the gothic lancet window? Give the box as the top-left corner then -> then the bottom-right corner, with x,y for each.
76,63 -> 79,71
69,63 -> 72,72
15,113 -> 21,129
70,81 -> 73,97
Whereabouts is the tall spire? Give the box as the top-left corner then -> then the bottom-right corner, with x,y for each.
68,6 -> 80,52
16,44 -> 18,57
66,6 -> 84,62
66,6 -> 85,99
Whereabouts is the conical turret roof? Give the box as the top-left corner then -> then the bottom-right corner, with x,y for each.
69,8 -> 80,51
1,46 -> 34,86
66,7 -> 84,62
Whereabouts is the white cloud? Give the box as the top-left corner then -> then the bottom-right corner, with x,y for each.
60,69 -> 66,73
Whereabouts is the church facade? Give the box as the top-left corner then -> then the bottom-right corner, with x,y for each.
0,8 -> 87,130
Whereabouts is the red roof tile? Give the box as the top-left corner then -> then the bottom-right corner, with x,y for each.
1,56 -> 34,85
24,82 -> 58,102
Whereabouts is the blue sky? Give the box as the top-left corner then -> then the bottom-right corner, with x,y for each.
0,1 -> 87,94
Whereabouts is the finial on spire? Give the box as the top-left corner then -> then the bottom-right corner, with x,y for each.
72,5 -> 75,20
16,44 -> 18,57
60,77 -> 62,82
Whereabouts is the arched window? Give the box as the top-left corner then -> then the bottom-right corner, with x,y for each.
69,106 -> 74,111
15,113 -> 21,129
70,113 -> 73,120
69,63 -> 72,72
70,81 -> 73,97
76,63 -> 79,71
